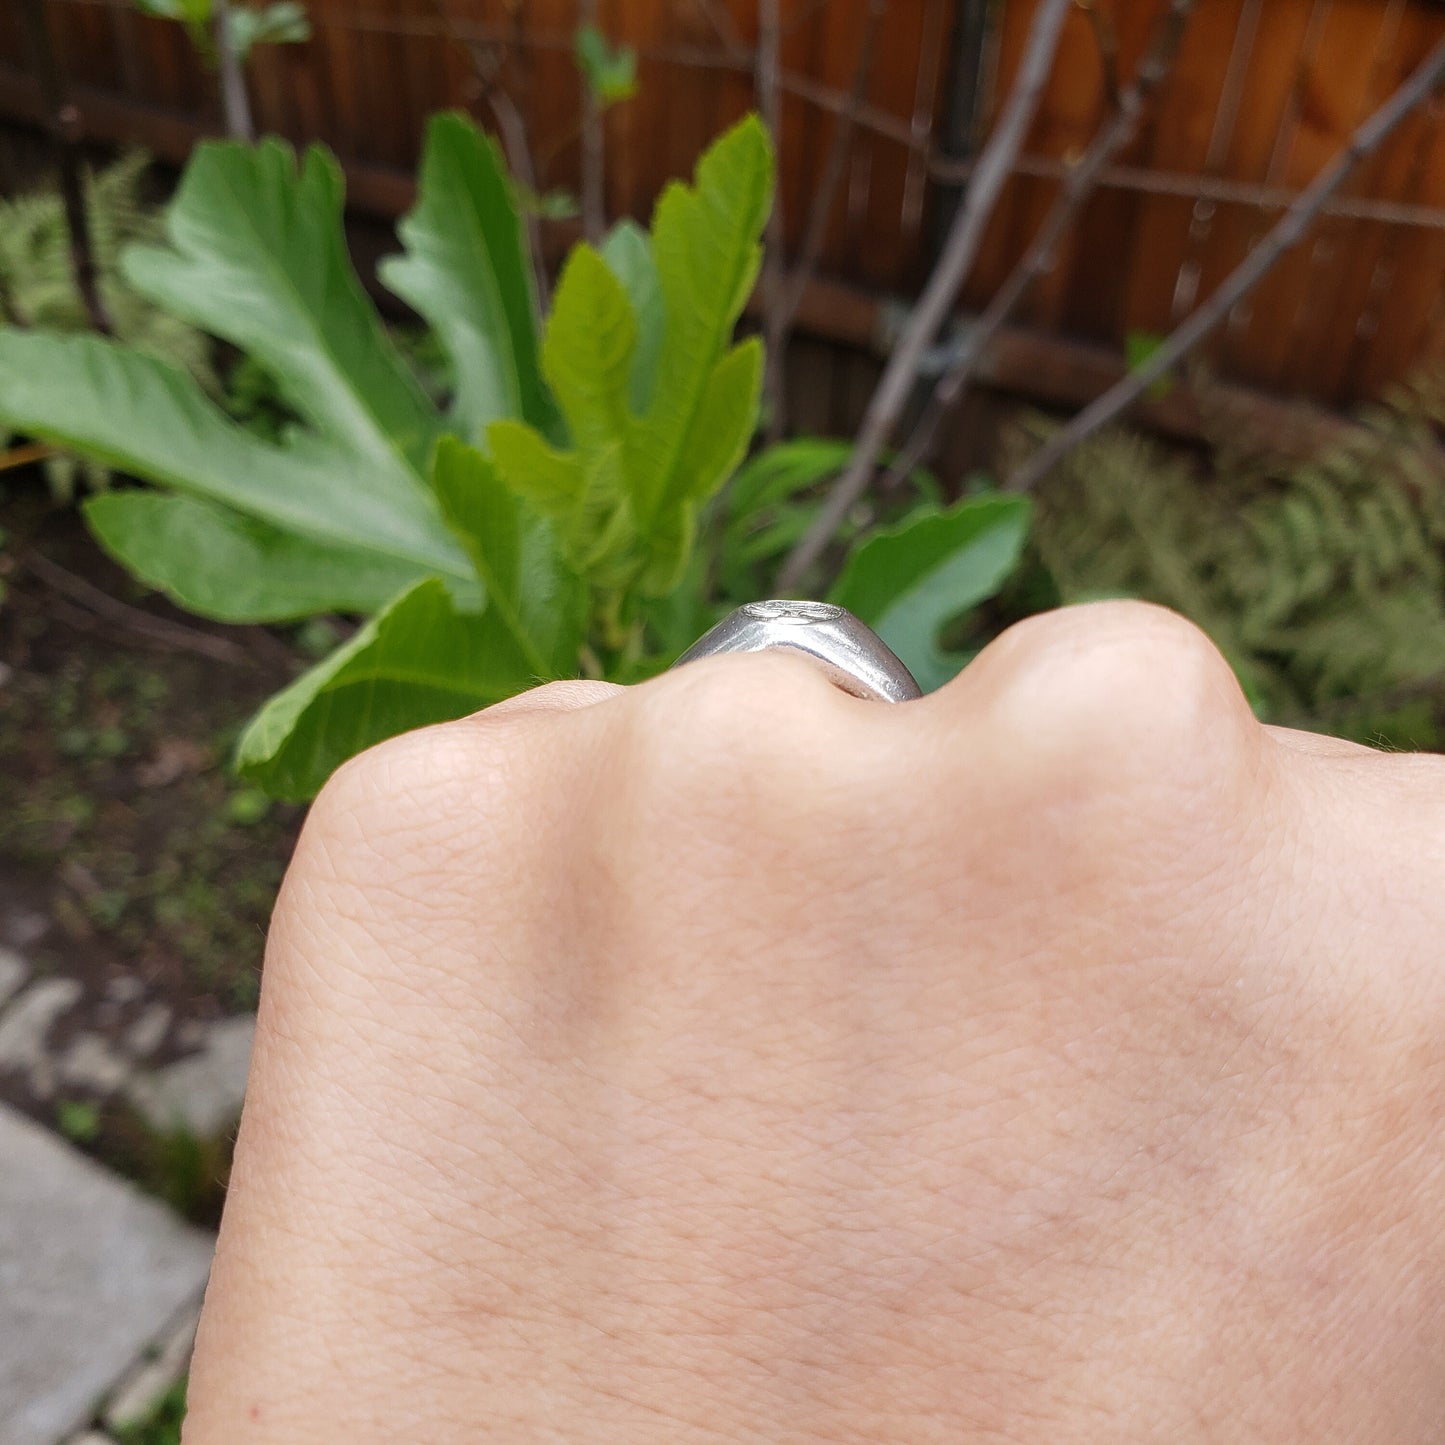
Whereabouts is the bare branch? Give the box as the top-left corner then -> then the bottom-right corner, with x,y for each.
18,0 -> 113,335
778,0 -> 1073,591
489,90 -> 551,310
1006,31 -> 1445,495
1080,0 -> 1121,109
0,442 -> 55,473
757,0 -> 787,442
686,0 -> 747,58
776,0 -> 886,339
427,0 -> 550,307
578,0 -> 605,243
211,0 -> 256,142
883,0 -> 1194,491
24,551 -> 250,666
765,0 -> 888,444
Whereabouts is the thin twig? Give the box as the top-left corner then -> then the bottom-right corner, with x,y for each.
17,0 -> 112,335
776,0 -> 886,342
427,0 -> 550,308
577,0 -> 605,243
490,90 -> 551,310
778,0 -> 1073,591
883,0 -> 1194,490
686,0 -> 746,58
23,551 -> 251,666
0,442 -> 56,473
1006,31 -> 1445,495
1080,0 -> 1121,108
211,0 -> 255,142
757,0 -> 787,442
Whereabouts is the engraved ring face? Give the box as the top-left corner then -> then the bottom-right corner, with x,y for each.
672,600 -> 922,703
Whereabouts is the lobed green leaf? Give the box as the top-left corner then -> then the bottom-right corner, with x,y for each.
830,494 -> 1031,693
432,436 -> 586,677
380,114 -> 557,448
0,331 -> 473,594
122,138 -> 440,483
599,220 -> 663,413
236,578 -> 538,800
485,115 -> 774,601
85,490 -> 420,623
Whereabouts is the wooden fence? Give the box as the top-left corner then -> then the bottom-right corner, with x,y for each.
2,0 -> 1445,410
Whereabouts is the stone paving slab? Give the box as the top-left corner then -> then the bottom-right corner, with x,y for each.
0,1107 -> 214,1445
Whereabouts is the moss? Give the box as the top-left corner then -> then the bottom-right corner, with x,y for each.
114,1377 -> 188,1445
0,537 -> 301,1012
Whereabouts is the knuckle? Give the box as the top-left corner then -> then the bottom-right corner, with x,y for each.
995,601 -> 1254,779
964,602 -> 1269,868
299,718 -> 538,891
639,649 -> 844,781
609,649 -> 859,850
311,724 -> 471,837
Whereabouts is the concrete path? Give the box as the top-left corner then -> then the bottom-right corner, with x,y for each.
0,921 -> 255,1441
0,1107 -> 214,1445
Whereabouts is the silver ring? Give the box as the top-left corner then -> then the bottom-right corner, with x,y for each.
672,600 -> 921,703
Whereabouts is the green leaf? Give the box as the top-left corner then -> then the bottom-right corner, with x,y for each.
640,335 -> 761,589
487,419 -> 588,516
829,494 -> 1031,693
486,115 -> 774,600
1125,329 -> 1175,402
379,114 -> 557,448
513,181 -> 579,221
133,0 -> 188,18
122,138 -> 441,483
260,0 -> 311,38
725,436 -> 852,520
673,338 -> 762,509
229,0 -> 310,59
85,489 -> 419,622
432,436 -> 585,676
236,577 -> 538,800
574,23 -> 638,106
630,114 -> 772,528
600,220 -> 663,412
542,246 -> 636,458
0,332 -> 476,612
136,0 -> 210,21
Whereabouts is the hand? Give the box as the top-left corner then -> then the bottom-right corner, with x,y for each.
183,602 -> 1445,1442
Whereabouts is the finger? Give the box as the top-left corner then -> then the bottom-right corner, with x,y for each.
468,678 -> 625,721
1264,725 -> 1380,758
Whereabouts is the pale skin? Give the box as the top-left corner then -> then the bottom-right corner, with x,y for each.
183,601 -> 1444,1442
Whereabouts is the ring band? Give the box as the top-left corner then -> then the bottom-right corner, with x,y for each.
672,600 -> 922,703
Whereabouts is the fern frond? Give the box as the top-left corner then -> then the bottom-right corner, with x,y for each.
0,152 -> 216,494
1031,367 -> 1445,747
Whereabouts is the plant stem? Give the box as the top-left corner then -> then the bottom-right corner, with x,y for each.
1005,30 -> 1445,495
211,0 -> 256,142
883,0 -> 1195,492
18,0 -> 113,335
778,0 -> 1073,591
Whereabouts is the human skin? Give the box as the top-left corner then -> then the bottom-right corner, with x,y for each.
183,601 -> 1444,1442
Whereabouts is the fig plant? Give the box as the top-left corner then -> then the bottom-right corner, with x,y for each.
0,112 -> 1030,798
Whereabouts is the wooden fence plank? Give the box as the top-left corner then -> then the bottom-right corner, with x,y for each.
1244,1 -> 1396,393
5,0 -> 1445,408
